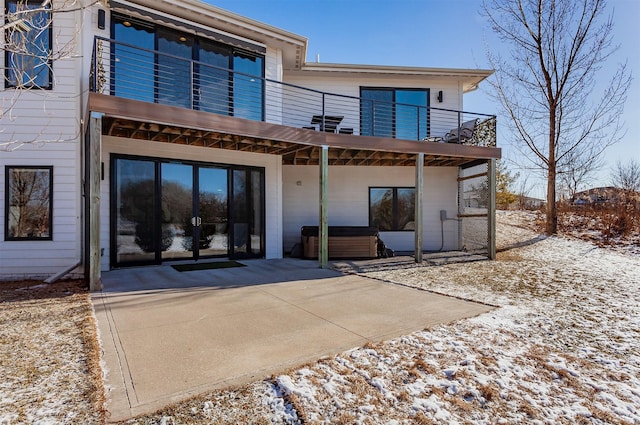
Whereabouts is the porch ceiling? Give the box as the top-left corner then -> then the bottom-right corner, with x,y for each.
90,93 -> 501,167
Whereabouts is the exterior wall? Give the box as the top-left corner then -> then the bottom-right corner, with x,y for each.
0,0 -> 84,280
101,136 -> 283,271
282,74 -> 463,137
282,165 -> 460,254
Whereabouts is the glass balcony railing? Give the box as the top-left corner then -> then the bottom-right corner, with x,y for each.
91,36 -> 496,147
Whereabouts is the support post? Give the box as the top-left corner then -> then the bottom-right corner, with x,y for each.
89,112 -> 103,290
319,145 -> 329,268
414,153 -> 424,263
487,158 -> 497,260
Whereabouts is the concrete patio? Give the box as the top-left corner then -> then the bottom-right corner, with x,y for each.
92,258 -> 492,421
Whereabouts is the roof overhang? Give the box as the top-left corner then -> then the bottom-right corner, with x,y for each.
109,0 -> 308,69
295,63 -> 494,93
88,93 -> 500,167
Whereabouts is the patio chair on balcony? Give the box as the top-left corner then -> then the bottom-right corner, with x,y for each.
443,119 -> 479,143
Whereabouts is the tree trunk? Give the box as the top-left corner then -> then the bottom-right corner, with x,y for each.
546,162 -> 557,234
547,107 -> 558,235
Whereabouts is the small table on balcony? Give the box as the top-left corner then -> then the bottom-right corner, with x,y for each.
311,115 -> 344,133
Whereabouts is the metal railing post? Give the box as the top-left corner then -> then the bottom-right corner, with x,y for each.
190,61 -> 194,110
91,38 -> 97,92
321,92 -> 326,131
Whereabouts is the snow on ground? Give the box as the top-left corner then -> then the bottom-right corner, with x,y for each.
0,281 -> 104,425
1,211 -> 638,424
124,211 -> 640,425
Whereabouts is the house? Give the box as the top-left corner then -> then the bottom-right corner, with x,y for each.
0,0 -> 501,289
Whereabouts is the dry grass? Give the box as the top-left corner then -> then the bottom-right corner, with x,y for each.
0,279 -> 105,424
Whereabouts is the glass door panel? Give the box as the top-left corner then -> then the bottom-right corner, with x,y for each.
114,159 -> 157,265
157,29 -> 193,109
361,89 -> 393,137
112,18 -> 155,102
231,169 -> 249,256
198,167 -> 228,257
161,163 -> 194,260
233,52 -> 264,121
197,40 -> 231,115
250,170 -> 264,255
396,90 -> 428,140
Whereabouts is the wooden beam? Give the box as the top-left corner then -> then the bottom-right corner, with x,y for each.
89,112 -> 103,291
488,158 -> 497,260
319,145 -> 329,268
415,153 -> 424,263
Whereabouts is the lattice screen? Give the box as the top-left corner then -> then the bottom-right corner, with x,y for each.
458,162 -> 491,256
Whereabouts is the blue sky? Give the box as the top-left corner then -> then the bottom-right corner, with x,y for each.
207,0 -> 639,195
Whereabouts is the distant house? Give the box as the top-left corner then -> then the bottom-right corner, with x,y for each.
0,0 -> 500,288
572,187 -> 621,205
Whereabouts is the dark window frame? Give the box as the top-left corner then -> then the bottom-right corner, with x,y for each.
109,153 -> 266,268
110,13 -> 265,120
369,186 -> 416,232
4,165 -> 54,241
4,0 -> 53,89
360,87 -> 430,139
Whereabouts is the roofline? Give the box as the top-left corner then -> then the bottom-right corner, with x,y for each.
298,62 -> 493,92
300,62 -> 494,78
118,0 -> 308,50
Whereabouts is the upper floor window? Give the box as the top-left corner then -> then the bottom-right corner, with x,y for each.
4,0 -> 52,89
361,88 -> 429,140
111,14 -> 264,120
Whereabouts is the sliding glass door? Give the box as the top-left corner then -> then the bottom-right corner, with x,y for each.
360,88 -> 429,140
113,158 -> 157,265
112,156 -> 263,267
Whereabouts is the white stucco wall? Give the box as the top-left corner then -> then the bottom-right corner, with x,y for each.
100,137 -> 283,271
0,1 -> 85,280
282,165 -> 460,254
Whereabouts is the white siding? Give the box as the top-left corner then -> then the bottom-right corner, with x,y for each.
0,0 -> 84,280
100,137 -> 283,271
282,165 -> 460,253
283,74 -> 463,138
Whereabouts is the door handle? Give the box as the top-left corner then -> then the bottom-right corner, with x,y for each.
197,217 -> 202,226
191,217 -> 202,227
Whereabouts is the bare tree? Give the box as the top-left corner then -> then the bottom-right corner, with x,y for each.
1,0 -> 96,150
611,159 -> 640,192
558,144 -> 604,200
483,0 -> 631,234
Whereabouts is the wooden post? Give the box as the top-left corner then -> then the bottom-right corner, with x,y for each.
414,153 -> 424,263
488,158 -> 497,260
319,145 -> 329,268
89,112 -> 103,291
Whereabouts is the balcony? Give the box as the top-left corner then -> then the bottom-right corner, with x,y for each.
89,37 -> 497,165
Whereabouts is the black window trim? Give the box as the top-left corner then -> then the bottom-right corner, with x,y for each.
4,165 -> 54,241
111,12 -> 266,120
360,87 -> 430,139
4,0 -> 53,90
369,186 -> 416,232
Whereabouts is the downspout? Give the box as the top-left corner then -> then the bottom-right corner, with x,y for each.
44,261 -> 83,284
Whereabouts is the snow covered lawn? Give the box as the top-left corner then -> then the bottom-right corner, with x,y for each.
123,211 -> 639,424
1,211 -> 637,424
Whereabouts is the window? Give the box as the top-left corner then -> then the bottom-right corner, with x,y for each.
369,187 -> 415,231
361,88 -> 429,140
5,166 -> 53,240
111,14 -> 264,119
5,0 -> 52,89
